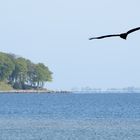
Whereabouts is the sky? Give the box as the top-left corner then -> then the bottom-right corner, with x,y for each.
0,0 -> 140,90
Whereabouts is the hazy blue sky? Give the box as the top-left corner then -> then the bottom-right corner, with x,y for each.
0,0 -> 140,90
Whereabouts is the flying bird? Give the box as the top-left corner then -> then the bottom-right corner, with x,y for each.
89,27 -> 140,40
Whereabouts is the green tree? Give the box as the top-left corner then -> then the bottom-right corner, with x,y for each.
13,57 -> 28,89
34,63 -> 52,88
0,52 -> 15,81
26,60 -> 36,87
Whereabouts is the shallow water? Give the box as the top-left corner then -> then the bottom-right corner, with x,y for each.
0,93 -> 140,140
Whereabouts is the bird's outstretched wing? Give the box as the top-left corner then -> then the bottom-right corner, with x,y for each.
89,34 -> 119,40
127,27 -> 140,34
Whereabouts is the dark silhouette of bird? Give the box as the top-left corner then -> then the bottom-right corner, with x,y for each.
89,27 -> 140,40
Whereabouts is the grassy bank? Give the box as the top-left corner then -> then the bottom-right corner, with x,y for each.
0,82 -> 13,91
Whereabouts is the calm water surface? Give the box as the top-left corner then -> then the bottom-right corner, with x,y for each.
0,93 -> 140,140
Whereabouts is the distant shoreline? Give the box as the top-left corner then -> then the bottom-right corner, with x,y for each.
0,89 -> 72,94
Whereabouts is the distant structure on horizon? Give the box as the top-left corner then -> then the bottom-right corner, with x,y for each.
89,27 -> 140,40
72,87 -> 140,94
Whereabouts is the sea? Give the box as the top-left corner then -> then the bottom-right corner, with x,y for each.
0,93 -> 140,140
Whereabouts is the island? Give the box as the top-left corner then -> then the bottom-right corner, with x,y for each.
0,52 -> 53,92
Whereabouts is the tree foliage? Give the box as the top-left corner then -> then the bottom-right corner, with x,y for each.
0,52 -> 52,89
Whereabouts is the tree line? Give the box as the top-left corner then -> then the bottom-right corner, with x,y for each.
0,52 -> 52,90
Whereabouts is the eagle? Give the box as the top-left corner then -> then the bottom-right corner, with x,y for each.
89,27 -> 140,40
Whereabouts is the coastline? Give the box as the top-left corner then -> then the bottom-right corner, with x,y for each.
0,89 -> 72,94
